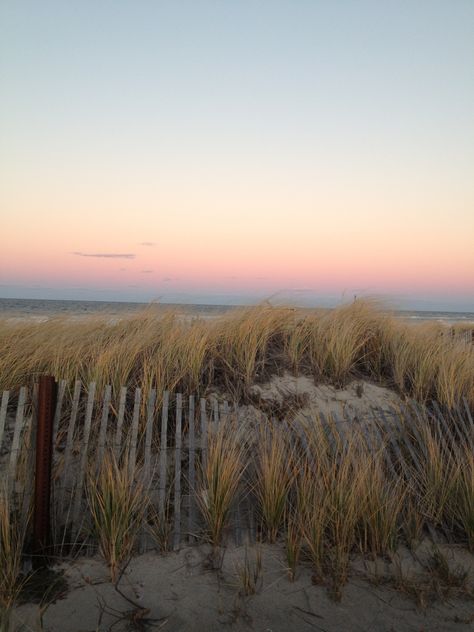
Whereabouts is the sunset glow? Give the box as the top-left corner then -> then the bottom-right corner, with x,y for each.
1,1 -> 473,310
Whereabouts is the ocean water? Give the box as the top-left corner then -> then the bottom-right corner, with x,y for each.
0,297 -> 473,326
0,297 -> 235,321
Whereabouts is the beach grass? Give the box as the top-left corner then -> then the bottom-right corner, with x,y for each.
0,300 -> 472,410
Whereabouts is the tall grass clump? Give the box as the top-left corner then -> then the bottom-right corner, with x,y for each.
0,487 -> 28,631
308,300 -> 386,385
0,300 -> 473,410
284,510 -> 302,582
323,441 -> 365,600
357,454 -> 405,557
297,463 -> 328,581
254,425 -> 295,542
212,306 -> 293,392
447,448 -> 474,551
87,452 -> 146,582
198,423 -> 247,547
413,427 -> 458,529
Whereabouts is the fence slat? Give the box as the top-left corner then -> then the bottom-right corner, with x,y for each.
213,396 -> 219,427
200,398 -> 207,472
0,390 -> 10,451
97,385 -> 112,466
52,380 -> 67,450
114,386 -> 128,458
21,384 -> 38,520
128,387 -> 141,478
8,386 -> 27,491
173,393 -> 183,550
143,389 -> 156,487
71,382 -> 96,533
59,380 -> 82,520
158,391 -> 169,519
188,395 -> 195,542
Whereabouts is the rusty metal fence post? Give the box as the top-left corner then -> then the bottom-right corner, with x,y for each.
33,375 -> 57,567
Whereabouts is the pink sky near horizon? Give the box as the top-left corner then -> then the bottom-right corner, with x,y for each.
3,201 -> 473,298
1,2 -> 473,309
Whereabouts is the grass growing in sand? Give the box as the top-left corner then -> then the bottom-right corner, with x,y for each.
0,486 -> 29,631
198,423 -> 247,548
87,452 -> 146,582
1,402 -> 473,611
0,301 -> 473,613
0,300 -> 472,409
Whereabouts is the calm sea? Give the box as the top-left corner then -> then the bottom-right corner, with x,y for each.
0,298 -> 473,325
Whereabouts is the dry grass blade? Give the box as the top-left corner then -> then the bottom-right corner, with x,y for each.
285,510 -> 302,582
357,454 -> 406,558
197,422 -> 246,547
254,424 -> 295,543
87,451 -> 147,582
0,486 -> 29,630
448,447 -> 474,551
1,300 -> 472,409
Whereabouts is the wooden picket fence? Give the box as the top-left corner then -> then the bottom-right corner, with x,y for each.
0,381 -> 473,554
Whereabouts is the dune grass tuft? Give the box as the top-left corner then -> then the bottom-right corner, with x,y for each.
0,486 -> 28,630
87,452 -> 147,582
0,300 -> 472,409
198,422 -> 247,547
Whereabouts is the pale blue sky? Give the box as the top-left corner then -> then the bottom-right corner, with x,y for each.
1,1 -> 473,310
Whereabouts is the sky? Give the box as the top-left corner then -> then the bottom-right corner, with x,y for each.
1,1 -> 473,311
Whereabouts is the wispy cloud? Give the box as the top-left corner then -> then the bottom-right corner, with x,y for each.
73,252 -> 136,259
139,242 -> 156,247
141,269 -> 153,273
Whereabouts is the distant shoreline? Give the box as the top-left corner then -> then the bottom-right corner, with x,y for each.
1,296 -> 474,325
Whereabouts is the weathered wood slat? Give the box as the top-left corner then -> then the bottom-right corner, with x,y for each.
96,385 -> 112,466
213,396 -> 219,427
58,380 -> 82,519
114,386 -> 127,458
222,400 -> 230,423
173,393 -> 182,550
71,382 -> 96,533
158,390 -> 169,519
143,389 -> 156,488
140,389 -> 156,552
0,390 -> 10,451
20,384 -> 38,515
8,386 -> 27,491
128,387 -> 141,478
200,398 -> 208,472
52,380 -> 67,450
188,395 -> 195,542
